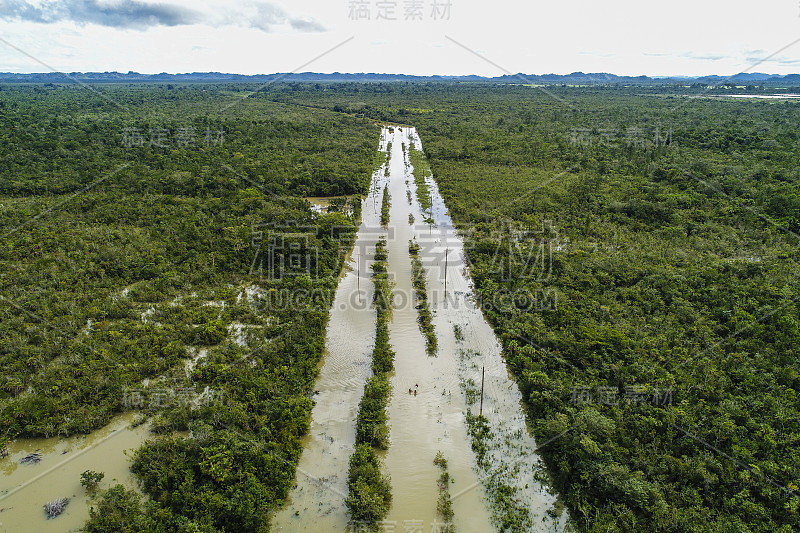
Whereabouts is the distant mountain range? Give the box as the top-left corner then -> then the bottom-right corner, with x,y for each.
2,71 -> 800,85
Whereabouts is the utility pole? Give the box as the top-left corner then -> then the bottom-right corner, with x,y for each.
444,248 -> 448,293
479,366 -> 485,417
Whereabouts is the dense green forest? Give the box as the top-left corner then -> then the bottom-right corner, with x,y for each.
3,81 -> 800,532
267,83 -> 800,532
0,84 -> 378,531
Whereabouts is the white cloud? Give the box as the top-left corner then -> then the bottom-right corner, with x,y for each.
0,0 -> 326,32
0,0 -> 799,76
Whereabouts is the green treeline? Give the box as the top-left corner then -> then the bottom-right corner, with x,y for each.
345,443 -> 393,527
433,451 -> 456,530
269,83 -> 800,532
408,143 -> 432,213
0,84 -> 378,532
384,141 -> 392,177
380,185 -> 391,227
346,237 -> 393,525
371,238 -> 395,374
355,372 -> 391,449
408,240 -> 437,356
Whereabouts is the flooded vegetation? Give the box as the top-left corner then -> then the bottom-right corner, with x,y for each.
0,86 -> 380,532
7,80 -> 799,533
272,139 -> 390,532
276,126 -> 564,532
0,413 -> 151,532
285,83 -> 800,532
408,240 -> 437,355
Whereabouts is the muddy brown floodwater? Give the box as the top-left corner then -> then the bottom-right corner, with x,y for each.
0,412 -> 151,533
4,126 -> 566,533
407,125 -> 569,531
272,135 -> 388,531
274,126 -> 568,532
380,129 -> 492,532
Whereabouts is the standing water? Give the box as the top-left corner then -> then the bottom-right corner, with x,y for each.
406,128 -> 568,532
0,413 -> 151,533
380,129 -> 493,531
275,126 -> 567,532
272,135 -> 389,531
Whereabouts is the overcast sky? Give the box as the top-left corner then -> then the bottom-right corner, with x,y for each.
1,0 -> 800,76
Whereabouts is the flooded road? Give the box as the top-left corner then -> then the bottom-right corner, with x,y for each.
272,136 -> 389,531
0,413 -> 151,533
381,129 -> 493,531
1,126 -> 567,533
406,128 -> 568,532
275,126 -> 567,532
